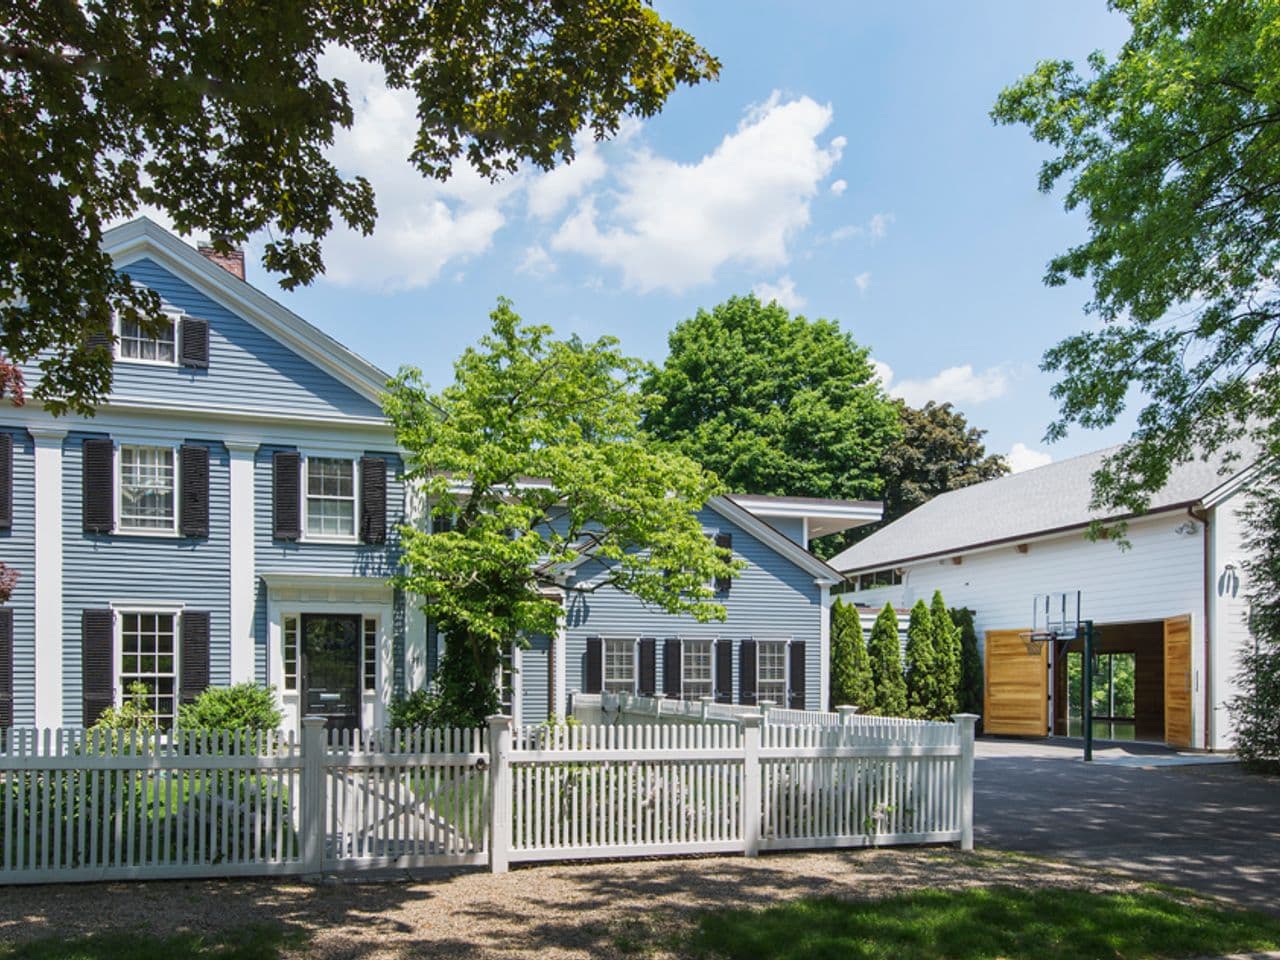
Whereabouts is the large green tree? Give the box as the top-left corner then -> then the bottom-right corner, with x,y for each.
642,295 -> 901,556
830,599 -> 874,710
867,603 -> 907,717
1,2 -> 717,415
993,1 -> 1280,513
385,300 -> 737,727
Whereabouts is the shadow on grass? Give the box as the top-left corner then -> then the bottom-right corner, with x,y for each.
690,886 -> 1280,960
0,924 -> 302,960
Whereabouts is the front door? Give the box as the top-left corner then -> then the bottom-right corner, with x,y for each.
301,613 -> 362,732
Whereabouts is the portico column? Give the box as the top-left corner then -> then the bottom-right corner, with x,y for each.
30,427 -> 67,729
227,441 -> 259,684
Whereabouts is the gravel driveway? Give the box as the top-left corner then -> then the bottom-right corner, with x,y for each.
0,849 -> 1141,959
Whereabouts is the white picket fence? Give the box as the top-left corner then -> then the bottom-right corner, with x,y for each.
0,710 -> 975,884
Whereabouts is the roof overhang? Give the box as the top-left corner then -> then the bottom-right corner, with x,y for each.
726,494 -> 883,540
709,495 -> 843,584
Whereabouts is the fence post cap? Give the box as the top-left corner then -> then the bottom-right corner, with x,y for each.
301,715 -> 328,730
950,713 -> 980,726
486,714 -> 513,731
699,696 -> 714,704
653,692 -> 667,701
836,705 -> 860,718
758,699 -> 775,709
740,714 -> 762,729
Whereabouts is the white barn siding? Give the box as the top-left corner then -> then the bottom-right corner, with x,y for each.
1207,490 -> 1254,750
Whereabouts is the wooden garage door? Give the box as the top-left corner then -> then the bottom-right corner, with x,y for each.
984,630 -> 1048,736
1164,615 -> 1193,748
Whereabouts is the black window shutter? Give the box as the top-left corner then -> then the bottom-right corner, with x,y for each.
82,437 -> 114,534
638,638 -> 656,697
789,641 -> 807,709
83,327 -> 111,355
179,317 -> 210,369
272,450 -> 301,540
584,637 -> 602,694
426,621 -> 439,683
82,609 -> 114,726
180,611 -> 211,705
739,640 -> 758,706
0,608 -> 13,728
0,432 -> 12,531
179,444 -> 210,537
663,639 -> 682,698
714,533 -> 733,593
359,456 -> 387,544
714,640 -> 734,703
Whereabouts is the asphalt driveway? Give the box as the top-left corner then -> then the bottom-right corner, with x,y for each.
974,737 -> 1280,914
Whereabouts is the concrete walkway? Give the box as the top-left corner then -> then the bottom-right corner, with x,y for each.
974,737 -> 1280,915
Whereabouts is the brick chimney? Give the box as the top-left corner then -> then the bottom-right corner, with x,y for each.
197,239 -> 245,281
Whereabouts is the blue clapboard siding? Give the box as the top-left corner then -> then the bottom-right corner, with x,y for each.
1,427 -> 35,725
106,258 -> 383,419
562,506 -> 823,714
252,446 -> 406,684
768,516 -> 808,547
520,634 -> 552,724
60,432 -> 232,726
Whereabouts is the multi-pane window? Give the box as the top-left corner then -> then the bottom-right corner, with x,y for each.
362,617 -> 377,693
603,638 -> 635,694
682,639 -> 713,700
120,445 -> 176,531
118,315 -> 176,363
856,569 -> 903,591
757,641 -> 788,704
305,457 -> 355,538
120,612 -> 178,727
282,616 -> 298,691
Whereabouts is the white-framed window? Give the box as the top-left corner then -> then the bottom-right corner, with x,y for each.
362,616 -> 378,693
681,639 -> 713,700
119,443 -> 178,533
603,637 -> 636,694
119,611 -> 179,728
282,615 -> 299,692
757,640 -> 788,704
304,456 -> 357,541
856,568 -> 903,591
117,312 -> 178,364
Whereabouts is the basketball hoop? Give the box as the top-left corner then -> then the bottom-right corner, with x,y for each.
1018,630 -> 1055,656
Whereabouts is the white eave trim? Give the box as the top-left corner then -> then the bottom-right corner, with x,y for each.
101,218 -> 390,404
707,495 -> 842,582
728,495 -> 882,524
260,573 -> 394,590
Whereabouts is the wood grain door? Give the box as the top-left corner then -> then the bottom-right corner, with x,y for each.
1163,615 -> 1193,748
984,629 -> 1048,736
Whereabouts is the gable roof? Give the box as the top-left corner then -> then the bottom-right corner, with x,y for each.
723,493 -> 882,539
102,218 -> 390,405
830,444 -> 1260,574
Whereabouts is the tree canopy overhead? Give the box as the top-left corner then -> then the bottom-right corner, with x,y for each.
993,0 -> 1280,511
1,1 -> 718,415
642,295 -> 901,552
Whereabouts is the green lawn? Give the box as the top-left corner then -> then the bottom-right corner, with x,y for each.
687,886 -> 1280,960
0,926 -> 299,960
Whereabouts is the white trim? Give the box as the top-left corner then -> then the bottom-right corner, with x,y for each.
707,495 -> 842,582
115,441 -> 181,537
817,581 -> 833,712
754,637 -> 790,705
601,635 -> 639,695
679,637 -> 715,701
109,600 -> 187,612
31,427 -> 66,728
114,607 -> 181,726
114,308 -> 181,367
553,606 -> 568,718
728,495 -> 881,523
228,441 -> 258,683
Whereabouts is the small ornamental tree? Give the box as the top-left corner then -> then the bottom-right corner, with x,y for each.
931,589 -> 961,717
951,607 -> 984,721
386,300 -> 738,729
867,603 -> 907,717
904,599 -> 937,719
830,598 -> 874,710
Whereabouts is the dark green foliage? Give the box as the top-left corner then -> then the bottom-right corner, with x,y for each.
0,925 -> 301,960
904,600 -> 937,719
1230,464 -> 1280,770
2,2 -> 717,414
994,3 -> 1280,513
867,603 -> 906,717
388,689 -> 444,730
91,681 -> 158,732
951,607 -> 984,722
830,599 -> 874,710
931,590 -> 961,717
689,886 -> 1280,960
177,683 -> 282,732
641,295 -> 902,559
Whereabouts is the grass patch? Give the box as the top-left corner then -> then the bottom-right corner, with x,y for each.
0,925 -> 300,960
689,886 -> 1280,960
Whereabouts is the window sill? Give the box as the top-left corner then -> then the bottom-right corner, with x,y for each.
299,535 -> 361,546
114,357 -> 180,368
114,527 -> 183,539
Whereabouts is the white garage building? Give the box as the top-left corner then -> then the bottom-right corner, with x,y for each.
830,446 -> 1261,752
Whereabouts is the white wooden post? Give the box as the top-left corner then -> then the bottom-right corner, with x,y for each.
758,700 -> 774,727
654,693 -> 665,718
300,716 -> 328,876
488,714 -> 513,874
567,689 -> 578,721
741,714 -> 762,857
952,713 -> 979,851
836,705 -> 859,724
700,696 -> 713,721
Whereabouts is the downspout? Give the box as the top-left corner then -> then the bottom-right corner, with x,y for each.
1190,504 -> 1213,751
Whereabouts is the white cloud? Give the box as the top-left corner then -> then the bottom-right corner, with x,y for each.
830,178 -> 848,196
868,212 -> 893,239
315,47 -> 520,291
877,363 -> 1009,407
854,271 -> 872,295
551,92 -> 843,293
1007,442 -> 1053,473
752,275 -> 806,311
517,244 -> 556,277
825,211 -> 893,244
525,135 -> 608,220
870,358 -> 894,388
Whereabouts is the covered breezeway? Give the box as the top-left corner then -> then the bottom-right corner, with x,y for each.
984,615 -> 1194,749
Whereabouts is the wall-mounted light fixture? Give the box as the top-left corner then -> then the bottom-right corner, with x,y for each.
1173,520 -> 1199,536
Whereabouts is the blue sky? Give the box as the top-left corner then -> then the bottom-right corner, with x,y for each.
254,1 -> 1134,472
